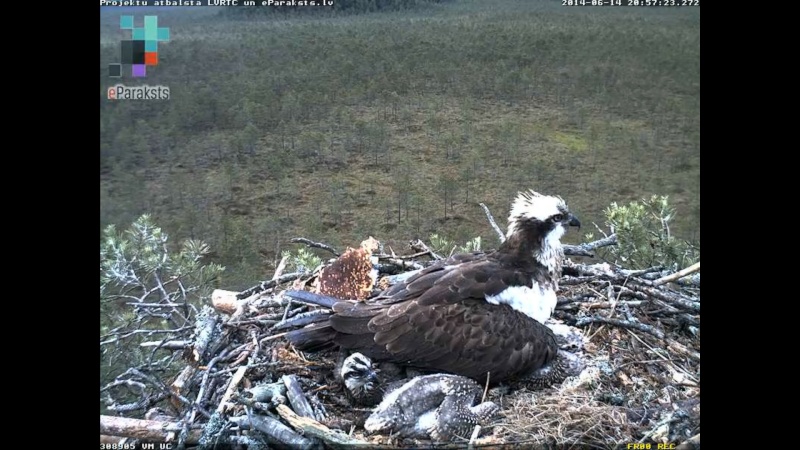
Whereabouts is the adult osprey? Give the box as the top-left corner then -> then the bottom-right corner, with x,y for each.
286,190 -> 581,384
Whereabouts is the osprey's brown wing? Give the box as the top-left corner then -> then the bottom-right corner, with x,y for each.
330,257 -> 558,383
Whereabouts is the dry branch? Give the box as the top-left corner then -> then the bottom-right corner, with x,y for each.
217,363 -> 249,414
192,310 -> 221,364
140,340 -> 191,350
409,239 -> 444,260
291,237 -> 341,256
283,374 -> 317,420
479,202 -> 505,242
237,272 -> 305,300
230,414 -> 317,449
276,404 -> 370,448
575,316 -> 665,339
654,262 -> 700,286
99,415 -> 202,443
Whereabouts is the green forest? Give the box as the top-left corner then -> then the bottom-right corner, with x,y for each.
100,0 -> 700,290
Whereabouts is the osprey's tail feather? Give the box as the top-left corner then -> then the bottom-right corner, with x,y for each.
281,289 -> 387,357
285,322 -> 339,352
283,290 -> 339,308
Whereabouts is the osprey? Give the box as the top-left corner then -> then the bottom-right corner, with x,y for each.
285,190 -> 581,384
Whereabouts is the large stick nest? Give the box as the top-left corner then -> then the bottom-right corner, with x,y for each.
100,237 -> 699,449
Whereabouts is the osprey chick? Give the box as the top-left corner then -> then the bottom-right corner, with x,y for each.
286,190 -> 581,384
340,352 -> 383,406
364,373 -> 499,441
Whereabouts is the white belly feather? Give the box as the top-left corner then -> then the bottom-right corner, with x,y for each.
485,283 -> 557,324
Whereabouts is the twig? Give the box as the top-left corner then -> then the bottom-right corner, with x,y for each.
272,255 -> 289,280
375,257 -> 425,271
654,261 -> 700,286
276,404 -> 371,448
562,245 -> 595,257
479,203 -> 505,242
627,284 -> 700,313
620,266 -> 666,277
382,250 -> 432,260
626,330 -> 698,384
291,237 -> 340,257
574,233 -> 618,252
283,374 -> 316,419
237,272 -> 305,299
126,368 -> 212,420
667,340 -> 701,362
409,239 -> 443,260
230,414 -> 316,449
140,340 -> 191,350
211,361 -> 279,377
217,362 -> 250,413
575,316 -> 665,339
99,416 -> 203,443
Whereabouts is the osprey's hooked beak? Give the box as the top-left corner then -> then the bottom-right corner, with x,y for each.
567,214 -> 581,230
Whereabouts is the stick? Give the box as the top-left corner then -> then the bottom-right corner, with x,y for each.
273,255 -> 289,280
231,414 -> 316,449
575,316 -> 665,339
654,261 -> 700,286
291,237 -> 340,256
572,233 -> 618,252
276,404 -> 370,448
99,416 -> 203,443
283,374 -> 316,419
409,239 -> 443,260
237,272 -> 305,300
667,340 -> 701,362
217,363 -> 249,414
562,245 -> 595,257
628,284 -> 700,313
479,203 -> 505,242
140,340 -> 191,350
375,258 -> 425,271
192,309 -> 220,363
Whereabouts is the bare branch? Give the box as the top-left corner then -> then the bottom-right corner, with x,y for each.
290,237 -> 340,256
100,415 -> 203,443
479,202 -> 505,242
237,272 -> 305,299
230,414 -> 316,449
276,404 -> 370,448
654,261 -> 700,286
409,239 -> 443,260
575,316 -> 665,339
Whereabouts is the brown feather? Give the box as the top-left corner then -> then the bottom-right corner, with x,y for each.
285,191 -> 577,384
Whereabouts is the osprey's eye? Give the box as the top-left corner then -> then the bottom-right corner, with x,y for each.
552,214 -> 564,222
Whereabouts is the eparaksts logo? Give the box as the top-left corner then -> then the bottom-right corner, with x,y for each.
108,84 -> 170,100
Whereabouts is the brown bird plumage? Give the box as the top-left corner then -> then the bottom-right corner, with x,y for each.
286,190 -> 581,384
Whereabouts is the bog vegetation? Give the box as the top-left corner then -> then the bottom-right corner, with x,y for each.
100,0 -> 699,289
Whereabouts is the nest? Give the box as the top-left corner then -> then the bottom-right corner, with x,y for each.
100,239 -> 699,449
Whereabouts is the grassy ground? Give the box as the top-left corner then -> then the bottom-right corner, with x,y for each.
100,0 -> 700,288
